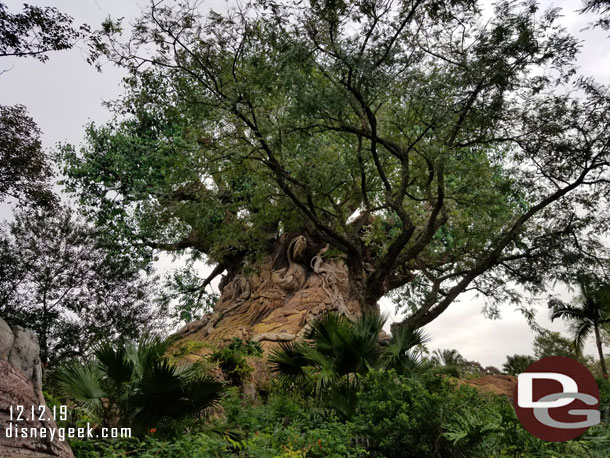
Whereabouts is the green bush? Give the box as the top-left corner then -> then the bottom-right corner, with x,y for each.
218,386 -> 365,457
210,338 -> 263,386
442,384 -> 598,457
70,433 -> 231,458
350,369 -> 447,457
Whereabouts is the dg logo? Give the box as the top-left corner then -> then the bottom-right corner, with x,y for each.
513,356 -> 600,441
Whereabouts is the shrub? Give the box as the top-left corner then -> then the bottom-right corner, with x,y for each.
210,338 -> 262,386
350,369 -> 447,457
54,337 -> 224,436
69,433 -> 231,458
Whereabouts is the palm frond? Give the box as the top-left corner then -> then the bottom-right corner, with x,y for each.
385,327 -> 430,371
268,341 -> 310,383
55,361 -> 105,418
308,312 -> 354,353
571,321 -> 593,354
95,342 -> 134,386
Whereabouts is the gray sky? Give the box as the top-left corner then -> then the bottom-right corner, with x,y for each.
1,0 -> 608,367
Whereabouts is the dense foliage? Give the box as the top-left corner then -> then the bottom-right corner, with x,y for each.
502,354 -> 536,376
65,368 -> 610,457
0,104 -> 55,207
60,0 -> 610,329
54,337 -> 224,436
210,337 -> 263,386
0,205 -> 166,364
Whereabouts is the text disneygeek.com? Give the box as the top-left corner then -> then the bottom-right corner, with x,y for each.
4,423 -> 132,441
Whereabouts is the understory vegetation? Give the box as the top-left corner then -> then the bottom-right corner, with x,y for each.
47,313 -> 610,457
57,368 -> 610,457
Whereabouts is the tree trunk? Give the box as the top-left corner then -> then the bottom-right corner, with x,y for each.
172,233 -> 364,353
594,324 -> 608,379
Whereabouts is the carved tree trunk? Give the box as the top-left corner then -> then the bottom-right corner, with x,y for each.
173,233 -> 363,352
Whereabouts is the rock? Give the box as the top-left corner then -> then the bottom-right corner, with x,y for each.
0,317 -> 73,458
0,319 -> 13,360
8,326 -> 43,393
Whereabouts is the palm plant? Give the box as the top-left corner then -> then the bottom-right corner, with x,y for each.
384,326 -> 432,377
550,279 -> 610,378
269,312 -> 430,398
432,349 -> 465,377
54,336 -> 224,435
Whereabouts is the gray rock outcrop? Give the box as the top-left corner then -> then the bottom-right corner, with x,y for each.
0,317 -> 73,457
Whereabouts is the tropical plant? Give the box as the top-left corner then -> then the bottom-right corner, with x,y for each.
269,312 -> 430,403
54,336 -> 224,435
502,354 -> 535,376
384,325 -> 432,378
549,279 -> 610,378
432,349 -> 465,377
209,337 -> 262,387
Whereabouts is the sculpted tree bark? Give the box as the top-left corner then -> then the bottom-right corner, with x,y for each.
175,233 -> 359,348
61,0 -> 610,345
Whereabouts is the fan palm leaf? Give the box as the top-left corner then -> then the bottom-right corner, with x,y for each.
54,361 -> 106,419
95,342 -> 134,386
268,341 -> 310,383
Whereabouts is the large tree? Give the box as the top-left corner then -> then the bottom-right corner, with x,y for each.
0,205 -> 167,365
62,0 -> 610,332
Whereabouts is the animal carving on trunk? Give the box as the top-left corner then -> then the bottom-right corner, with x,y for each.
171,233 -> 363,357
271,235 -> 308,293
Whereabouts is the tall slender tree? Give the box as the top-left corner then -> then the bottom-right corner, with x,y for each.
549,279 -> 610,378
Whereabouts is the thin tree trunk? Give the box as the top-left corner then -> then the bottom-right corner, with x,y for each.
594,324 -> 608,379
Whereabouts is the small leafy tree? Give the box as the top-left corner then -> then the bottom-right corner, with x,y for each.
0,205 -> 167,364
533,329 -> 581,360
54,337 -> 224,436
502,354 -> 535,376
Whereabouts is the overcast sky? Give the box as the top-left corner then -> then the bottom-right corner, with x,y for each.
1,0 -> 608,367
